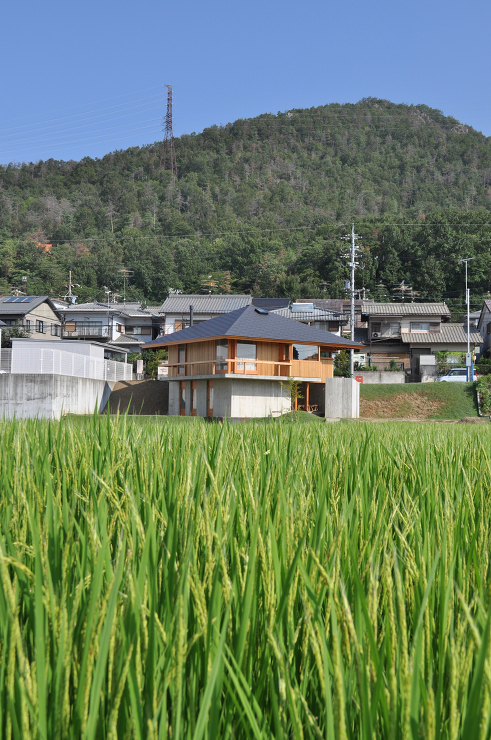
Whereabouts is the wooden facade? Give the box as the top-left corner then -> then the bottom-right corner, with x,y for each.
167,338 -> 333,380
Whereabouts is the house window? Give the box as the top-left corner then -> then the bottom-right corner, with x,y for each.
411,322 -> 430,332
141,327 -> 151,335
429,322 -> 441,333
293,344 -> 319,361
320,349 -> 331,359
178,344 -> 185,375
23,320 -> 31,332
36,320 -> 45,334
236,341 -> 257,373
116,324 -> 125,333
180,381 -> 186,415
51,324 -> 60,336
215,339 -> 229,372
390,322 -> 401,336
371,322 -> 381,335
207,380 -> 214,416
328,322 -> 339,332
487,322 -> 491,336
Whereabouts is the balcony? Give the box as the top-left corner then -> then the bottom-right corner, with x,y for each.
63,324 -> 108,339
166,358 -> 332,381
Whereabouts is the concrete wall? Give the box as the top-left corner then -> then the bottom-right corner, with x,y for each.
168,381 -> 180,415
356,371 -> 405,384
0,374 -> 114,419
229,379 -> 289,418
325,378 -> 359,419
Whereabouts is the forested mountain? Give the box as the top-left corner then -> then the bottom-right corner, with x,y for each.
2,97 -> 491,309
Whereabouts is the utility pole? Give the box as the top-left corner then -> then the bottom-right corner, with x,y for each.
459,257 -> 475,382
118,269 -> 134,306
342,224 -> 362,377
162,85 -> 177,176
62,270 -> 80,304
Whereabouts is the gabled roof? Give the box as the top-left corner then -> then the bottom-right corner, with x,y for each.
0,296 -> 60,316
252,298 -> 290,310
362,302 -> 451,317
159,294 -> 252,314
401,325 -> 483,344
142,305 -> 362,349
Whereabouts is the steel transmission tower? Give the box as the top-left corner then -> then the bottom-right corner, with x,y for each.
162,85 -> 177,176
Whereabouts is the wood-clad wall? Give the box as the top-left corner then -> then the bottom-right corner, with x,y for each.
185,340 -> 215,375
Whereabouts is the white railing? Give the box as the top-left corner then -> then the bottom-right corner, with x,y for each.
7,347 -> 133,382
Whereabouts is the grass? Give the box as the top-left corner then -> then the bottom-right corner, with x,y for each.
1,414 -> 491,738
360,381 -> 478,419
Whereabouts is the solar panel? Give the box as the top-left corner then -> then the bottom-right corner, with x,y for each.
5,297 -> 17,302
4,296 -> 36,303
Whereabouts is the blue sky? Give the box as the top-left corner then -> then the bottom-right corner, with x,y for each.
1,0 -> 490,164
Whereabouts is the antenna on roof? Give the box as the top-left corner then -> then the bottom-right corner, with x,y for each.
62,270 -> 80,304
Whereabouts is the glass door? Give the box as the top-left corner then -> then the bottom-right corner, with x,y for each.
236,341 -> 257,374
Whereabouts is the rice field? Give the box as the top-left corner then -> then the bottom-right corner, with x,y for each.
1,415 -> 491,739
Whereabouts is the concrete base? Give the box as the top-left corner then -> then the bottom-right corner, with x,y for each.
356,371 -> 405,384
0,374 -> 114,419
168,378 -> 291,418
325,378 -> 359,419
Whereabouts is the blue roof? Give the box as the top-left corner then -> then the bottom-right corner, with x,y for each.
142,305 -> 363,349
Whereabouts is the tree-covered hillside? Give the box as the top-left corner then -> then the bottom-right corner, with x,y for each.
1,98 -> 491,307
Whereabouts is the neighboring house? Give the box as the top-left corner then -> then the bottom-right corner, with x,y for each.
0,296 -> 62,339
270,303 -> 348,336
477,301 -> 491,358
158,294 -> 253,334
296,298 -> 374,335
360,302 -> 482,375
251,298 -> 290,311
142,304 -> 362,419
57,301 -> 162,352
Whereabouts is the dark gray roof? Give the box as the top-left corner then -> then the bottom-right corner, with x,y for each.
0,296 -> 59,316
142,305 -> 362,349
252,298 -> 290,310
401,325 -> 482,344
159,294 -> 252,314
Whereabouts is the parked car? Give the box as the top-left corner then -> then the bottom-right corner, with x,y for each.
439,368 -> 478,382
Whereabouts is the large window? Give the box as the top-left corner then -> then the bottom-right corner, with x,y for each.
236,341 -> 257,372
215,339 -> 229,372
390,322 -> 401,336
411,322 -> 430,332
51,324 -> 60,336
36,320 -> 45,334
293,344 -> 319,361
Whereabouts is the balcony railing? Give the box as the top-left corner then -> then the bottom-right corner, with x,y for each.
165,358 -> 332,380
63,326 -> 108,338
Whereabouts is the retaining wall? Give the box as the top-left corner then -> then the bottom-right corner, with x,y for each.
0,374 -> 114,419
356,371 -> 405,384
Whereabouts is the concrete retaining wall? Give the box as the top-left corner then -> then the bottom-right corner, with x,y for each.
356,371 -> 405,384
0,374 -> 114,419
325,378 -> 359,419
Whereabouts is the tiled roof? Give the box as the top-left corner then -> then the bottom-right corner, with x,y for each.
251,298 -> 290,310
107,335 -> 143,344
159,294 -> 252,314
401,325 -> 483,344
142,305 -> 363,349
270,307 -> 342,321
362,302 -> 451,316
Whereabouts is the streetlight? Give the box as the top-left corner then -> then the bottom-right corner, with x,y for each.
459,257 -> 475,382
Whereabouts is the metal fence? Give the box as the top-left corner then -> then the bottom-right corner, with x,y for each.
1,347 -> 132,381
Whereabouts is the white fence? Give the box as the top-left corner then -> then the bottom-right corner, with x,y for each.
1,347 -> 132,382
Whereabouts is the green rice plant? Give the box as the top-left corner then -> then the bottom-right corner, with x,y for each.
0,415 -> 491,737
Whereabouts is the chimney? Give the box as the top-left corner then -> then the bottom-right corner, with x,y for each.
190,304 -> 194,327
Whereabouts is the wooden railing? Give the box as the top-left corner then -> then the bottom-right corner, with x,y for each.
165,358 -> 331,379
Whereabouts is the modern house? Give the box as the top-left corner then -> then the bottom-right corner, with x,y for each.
360,302 -> 482,376
476,301 -> 491,359
0,296 -> 62,339
142,305 -> 362,419
158,294 -> 253,334
56,301 -> 162,352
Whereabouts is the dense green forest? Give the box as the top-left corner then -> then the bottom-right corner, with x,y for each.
1,97 -> 491,310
